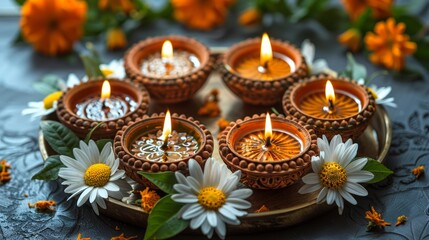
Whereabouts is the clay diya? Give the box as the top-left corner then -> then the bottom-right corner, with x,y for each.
282,75 -> 376,141
124,35 -> 215,103
218,113 -> 318,189
114,112 -> 214,186
56,78 -> 150,139
220,33 -> 308,106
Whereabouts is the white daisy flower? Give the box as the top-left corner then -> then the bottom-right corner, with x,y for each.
57,73 -> 83,91
172,158 -> 253,239
298,135 -> 374,214
21,91 -> 63,121
301,39 -> 338,77
100,59 -> 125,79
58,140 -> 131,215
357,79 -> 397,108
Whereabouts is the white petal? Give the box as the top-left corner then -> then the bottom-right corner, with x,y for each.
189,212 -> 206,229
298,183 -> 321,194
339,143 -> 358,166
225,198 -> 251,209
88,140 -> 100,163
98,188 -> 108,198
207,211 -> 218,227
221,175 -> 239,194
311,157 -> 322,173
344,182 -> 368,196
90,188 -> 98,203
173,184 -> 194,195
301,39 -> 315,64
335,196 -> 344,215
228,188 -> 252,199
181,204 -> 205,220
91,201 -> 100,215
215,216 -> 226,240
347,171 -> 374,183
175,172 -> 189,186
72,149 -> 92,170
171,194 -> 198,203
187,176 -> 202,193
345,157 -> 367,172
326,189 -> 337,205
189,159 -> 204,183
221,204 -> 247,217
302,173 -> 320,184
77,187 -> 93,206
218,206 -> 238,222
339,188 -> 357,205
96,196 -> 107,209
109,171 -> 124,181
316,187 -> 328,204
104,182 -> 120,192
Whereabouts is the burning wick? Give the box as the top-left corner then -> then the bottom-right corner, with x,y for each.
161,40 -> 174,75
100,80 -> 111,118
323,80 -> 336,114
160,110 -> 172,153
258,33 -> 273,73
264,113 -> 272,148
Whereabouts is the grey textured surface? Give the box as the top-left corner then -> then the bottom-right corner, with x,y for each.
1,7 -> 429,239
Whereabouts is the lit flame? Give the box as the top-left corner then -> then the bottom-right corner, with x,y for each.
260,33 -> 273,67
161,40 -> 173,60
101,80 -> 111,100
325,80 -> 335,104
265,113 -> 272,140
161,110 -> 172,143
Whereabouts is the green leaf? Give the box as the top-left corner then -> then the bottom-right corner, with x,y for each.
315,7 -> 347,31
80,53 -> 104,79
84,122 -> 104,143
14,0 -> 26,6
138,171 -> 177,194
346,53 -> 367,81
33,82 -> 59,95
12,31 -> 25,45
144,195 -> 188,240
40,120 -> 80,157
395,15 -> 423,36
394,67 -> 424,81
32,155 -> 65,180
362,158 -> 394,184
96,139 -> 113,152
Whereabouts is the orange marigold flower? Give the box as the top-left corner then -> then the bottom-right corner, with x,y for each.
28,200 -> 56,212
412,165 -> 424,179
255,205 -> 269,213
106,28 -> 127,50
217,117 -> 230,131
338,28 -> 361,52
111,233 -> 137,240
198,89 -> 221,117
171,0 -> 235,30
20,0 -> 87,56
77,233 -> 91,240
0,159 -> 11,183
239,8 -> 262,26
365,206 -> 391,231
341,0 -> 393,21
364,18 -> 417,71
98,0 -> 135,13
140,187 -> 160,213
396,215 -> 407,226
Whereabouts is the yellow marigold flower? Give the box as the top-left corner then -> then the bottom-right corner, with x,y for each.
171,0 -> 235,30
106,28 -> 127,50
77,233 -> 90,240
239,8 -> 262,26
20,0 -> 87,56
98,0 -> 134,13
396,215 -> 407,226
365,206 -> 391,231
28,200 -> 56,212
412,165 -> 424,179
338,28 -> 361,52
341,0 -> 393,21
364,18 -> 417,71
140,187 -> 160,213
111,233 -> 137,240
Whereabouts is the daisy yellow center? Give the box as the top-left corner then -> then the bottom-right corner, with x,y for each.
101,68 -> 114,77
319,162 -> 347,189
84,163 -> 111,187
43,91 -> 63,109
197,187 -> 226,210
368,87 -> 378,100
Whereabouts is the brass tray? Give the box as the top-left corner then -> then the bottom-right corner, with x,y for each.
39,48 -> 392,233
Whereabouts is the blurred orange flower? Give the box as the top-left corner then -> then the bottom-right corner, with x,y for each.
98,0 -> 134,13
341,0 -> 392,21
171,0 -> 235,30
106,28 -> 127,50
338,28 -> 361,52
239,8 -> 262,26
20,0 -> 86,56
365,18 -> 417,71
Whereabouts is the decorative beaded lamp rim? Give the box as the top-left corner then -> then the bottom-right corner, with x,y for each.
225,115 -> 312,165
120,114 -> 206,163
283,76 -> 376,130
222,37 -> 305,81
124,35 -> 211,81
60,78 -> 147,122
